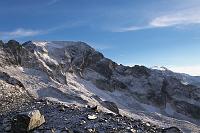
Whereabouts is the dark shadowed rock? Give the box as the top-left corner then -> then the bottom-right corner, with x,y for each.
90,105 -> 98,111
22,41 -> 37,53
111,78 -> 127,90
94,78 -> 127,92
102,101 -> 119,114
162,127 -> 182,133
0,40 -> 4,47
125,65 -> 150,77
0,71 -> 25,88
92,58 -> 117,79
4,40 -> 22,65
173,100 -> 200,119
94,79 -> 113,91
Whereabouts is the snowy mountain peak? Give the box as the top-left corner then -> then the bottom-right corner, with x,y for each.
23,41 -> 94,52
0,40 -> 199,132
151,66 -> 169,71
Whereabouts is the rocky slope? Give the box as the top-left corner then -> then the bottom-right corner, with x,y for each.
2,99 -> 178,133
0,40 -> 200,132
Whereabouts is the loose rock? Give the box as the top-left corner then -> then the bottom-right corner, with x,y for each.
162,127 -> 182,133
11,110 -> 45,132
102,101 -> 119,114
87,114 -> 97,120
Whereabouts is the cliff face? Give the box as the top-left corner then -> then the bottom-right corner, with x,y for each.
0,40 -> 199,132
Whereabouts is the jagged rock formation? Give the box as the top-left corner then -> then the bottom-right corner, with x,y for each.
0,40 -> 199,132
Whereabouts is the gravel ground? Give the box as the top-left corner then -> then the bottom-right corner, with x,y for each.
1,99 -> 167,133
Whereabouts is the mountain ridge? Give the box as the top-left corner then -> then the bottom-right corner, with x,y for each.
0,40 -> 200,132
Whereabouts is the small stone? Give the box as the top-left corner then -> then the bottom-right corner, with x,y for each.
87,128 -> 95,132
126,127 -> 131,130
80,120 -> 86,125
51,128 -> 56,133
90,105 -> 98,111
46,100 -> 50,105
115,114 -> 123,117
61,127 -> 74,133
146,122 -> 151,127
135,129 -> 143,133
106,113 -> 115,116
130,128 -> 136,133
87,114 -> 97,120
58,105 -> 66,111
59,106 -> 65,111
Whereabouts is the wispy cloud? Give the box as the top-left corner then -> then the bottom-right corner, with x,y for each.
113,26 -> 151,32
0,21 -> 86,39
0,28 -> 43,39
47,0 -> 61,6
114,7 -> 200,32
150,9 -> 200,27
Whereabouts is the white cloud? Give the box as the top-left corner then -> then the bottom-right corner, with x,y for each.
150,10 -> 200,27
0,28 -> 42,39
114,7 -> 200,32
168,65 -> 200,76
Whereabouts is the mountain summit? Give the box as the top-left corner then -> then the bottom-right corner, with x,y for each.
0,40 -> 200,132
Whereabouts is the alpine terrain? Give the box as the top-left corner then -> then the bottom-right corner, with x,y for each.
0,40 -> 200,133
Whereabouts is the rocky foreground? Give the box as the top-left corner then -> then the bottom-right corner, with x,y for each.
1,98 -> 182,133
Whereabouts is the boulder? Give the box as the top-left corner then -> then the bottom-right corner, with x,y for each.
11,110 -> 45,132
102,101 -> 119,114
162,127 -> 182,133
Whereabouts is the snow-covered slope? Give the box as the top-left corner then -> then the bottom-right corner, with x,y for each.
151,66 -> 200,87
0,40 -> 199,132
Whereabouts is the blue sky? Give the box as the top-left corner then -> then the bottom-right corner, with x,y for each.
1,0 -> 200,75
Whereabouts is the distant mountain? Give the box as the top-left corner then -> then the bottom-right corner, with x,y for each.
151,66 -> 200,87
0,40 -> 200,132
